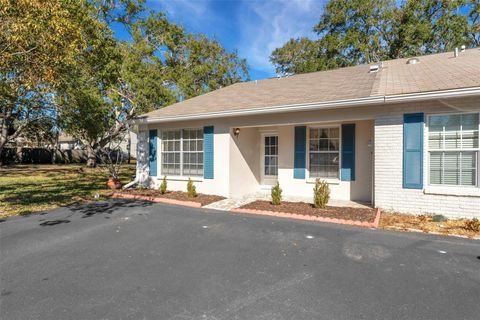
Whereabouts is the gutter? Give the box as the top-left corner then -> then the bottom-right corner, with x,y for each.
135,87 -> 480,124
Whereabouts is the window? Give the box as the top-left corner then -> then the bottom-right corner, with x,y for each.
428,113 -> 479,186
264,136 -> 278,176
161,129 -> 203,177
309,127 -> 340,179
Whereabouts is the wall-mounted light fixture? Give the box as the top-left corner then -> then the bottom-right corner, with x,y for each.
233,128 -> 241,137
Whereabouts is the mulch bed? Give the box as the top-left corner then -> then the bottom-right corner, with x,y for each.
121,189 -> 225,206
240,200 -> 377,222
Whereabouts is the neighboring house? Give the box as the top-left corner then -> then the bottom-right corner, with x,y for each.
57,132 -> 137,157
58,134 -> 83,150
135,49 -> 480,218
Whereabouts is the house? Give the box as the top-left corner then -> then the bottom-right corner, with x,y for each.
58,132 -> 137,158
58,134 -> 83,150
134,49 -> 480,218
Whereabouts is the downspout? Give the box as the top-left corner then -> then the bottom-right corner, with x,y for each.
122,177 -> 138,190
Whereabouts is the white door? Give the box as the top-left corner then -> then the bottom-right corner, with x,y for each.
261,134 -> 278,185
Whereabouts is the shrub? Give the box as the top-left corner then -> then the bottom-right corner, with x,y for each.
160,176 -> 167,194
432,214 -> 448,222
464,218 -> 480,232
271,182 -> 282,205
187,178 -> 197,198
313,178 -> 330,208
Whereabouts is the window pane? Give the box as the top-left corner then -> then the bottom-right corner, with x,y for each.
462,114 -> 479,131
462,131 -> 479,148
428,132 -> 442,149
319,139 -> 329,151
443,152 -> 460,185
429,152 -> 442,184
319,128 -> 328,138
445,115 -> 461,132
329,128 -> 339,138
461,152 -> 476,186
330,139 -> 339,151
444,131 -> 460,149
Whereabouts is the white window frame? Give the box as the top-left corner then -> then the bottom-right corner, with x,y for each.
306,124 -> 342,181
260,131 -> 279,186
426,112 -> 480,188
160,127 -> 204,178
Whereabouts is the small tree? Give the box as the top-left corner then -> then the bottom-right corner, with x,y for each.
187,178 -> 197,198
160,176 -> 167,194
271,182 -> 282,205
313,178 -> 330,208
98,131 -> 126,180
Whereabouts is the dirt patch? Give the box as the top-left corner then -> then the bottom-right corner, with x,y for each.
380,212 -> 480,239
240,200 -> 376,222
121,189 -> 225,206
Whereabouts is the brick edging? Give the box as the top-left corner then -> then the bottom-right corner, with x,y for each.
112,193 -> 202,208
231,207 -> 382,228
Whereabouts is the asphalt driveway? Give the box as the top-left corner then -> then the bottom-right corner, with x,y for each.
1,199 -> 479,320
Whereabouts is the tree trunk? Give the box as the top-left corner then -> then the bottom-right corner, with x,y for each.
0,122 -> 7,167
86,145 -> 97,168
127,131 -> 131,164
52,132 -> 59,164
0,143 -> 4,167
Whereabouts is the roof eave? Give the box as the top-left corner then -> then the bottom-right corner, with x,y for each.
134,86 -> 480,124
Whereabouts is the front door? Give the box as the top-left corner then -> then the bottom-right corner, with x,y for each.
261,134 -> 278,185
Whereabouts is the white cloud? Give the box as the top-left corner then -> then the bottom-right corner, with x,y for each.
237,0 -> 326,75
145,0 -> 326,78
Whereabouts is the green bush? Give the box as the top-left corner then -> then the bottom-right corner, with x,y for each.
187,178 -> 197,198
271,182 -> 282,205
160,176 -> 167,194
464,218 -> 480,232
313,178 -> 330,208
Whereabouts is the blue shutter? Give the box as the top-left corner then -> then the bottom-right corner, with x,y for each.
149,129 -> 158,177
294,126 -> 306,179
341,123 -> 356,181
403,113 -> 424,189
203,126 -> 214,179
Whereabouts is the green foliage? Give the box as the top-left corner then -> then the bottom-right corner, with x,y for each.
187,178 -> 197,198
160,176 -> 168,194
313,179 -> 330,209
271,0 -> 479,74
432,214 -> 448,222
271,182 -> 282,205
1,1 -> 249,166
464,218 -> 480,232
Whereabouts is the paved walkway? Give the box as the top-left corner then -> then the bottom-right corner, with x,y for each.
204,191 -> 371,211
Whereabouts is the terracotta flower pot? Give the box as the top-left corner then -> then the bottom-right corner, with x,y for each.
107,177 -> 122,189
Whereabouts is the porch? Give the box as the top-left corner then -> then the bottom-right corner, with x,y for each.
228,120 -> 375,204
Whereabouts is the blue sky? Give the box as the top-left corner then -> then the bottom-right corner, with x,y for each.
114,0 -> 328,80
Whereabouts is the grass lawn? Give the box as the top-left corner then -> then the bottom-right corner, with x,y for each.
0,164 -> 136,218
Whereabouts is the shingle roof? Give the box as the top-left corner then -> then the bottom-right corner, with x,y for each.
141,48 -> 480,120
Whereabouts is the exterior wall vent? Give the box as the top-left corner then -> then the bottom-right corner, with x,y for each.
406,58 -> 420,65
369,64 -> 380,73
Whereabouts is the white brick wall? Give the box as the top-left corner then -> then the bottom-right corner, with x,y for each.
374,114 -> 480,219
